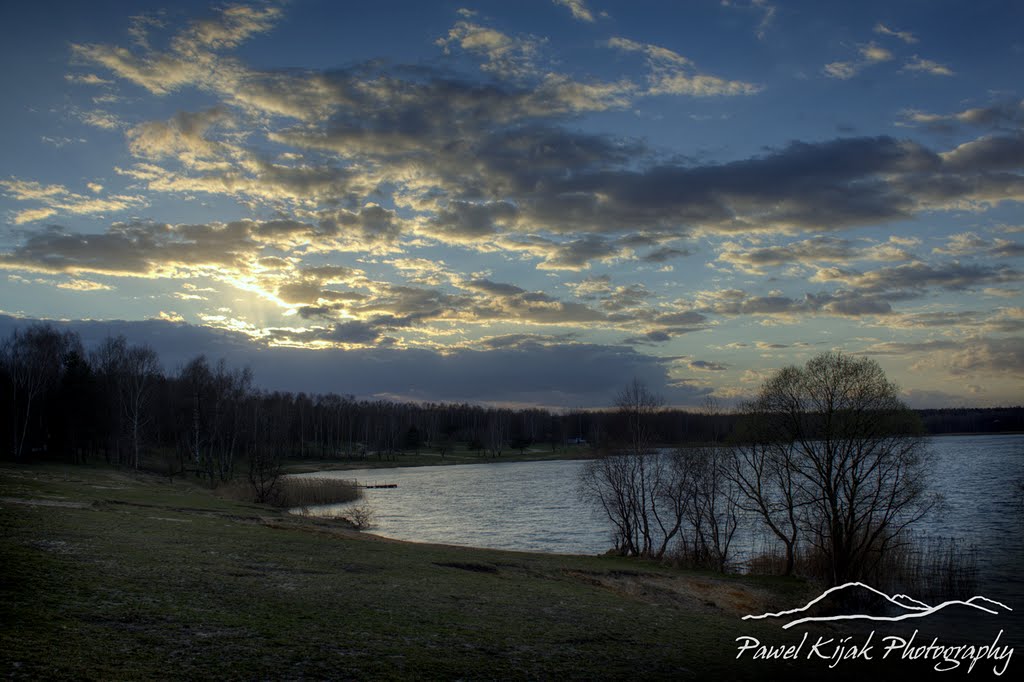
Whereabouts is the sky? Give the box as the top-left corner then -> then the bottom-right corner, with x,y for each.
0,0 -> 1022,409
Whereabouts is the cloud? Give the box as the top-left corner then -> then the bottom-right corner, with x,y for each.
939,134 -> 1024,173
903,56 -> 954,77
66,8 -> 1024,267
696,287 -> 893,319
874,23 -> 918,44
553,0 -> 595,23
0,177 -> 146,224
607,37 -> 761,97
720,1 -> 776,40
78,110 -> 123,130
932,232 -> 990,256
436,21 -> 546,79
811,261 -> 1022,295
71,4 -> 282,96
6,3 -> 1019,364
57,278 -> 113,292
0,315 -> 710,407
863,335 -> 1024,379
885,310 -> 980,329
824,61 -> 859,80
903,100 -> 1024,132
0,219 -> 296,278
823,42 -> 893,80
65,73 -> 115,85
622,330 -> 674,346
718,236 -> 917,274
127,107 -> 233,163
689,360 -> 728,371
860,42 -> 893,63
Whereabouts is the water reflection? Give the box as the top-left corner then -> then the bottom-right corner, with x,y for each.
300,434 -> 1023,578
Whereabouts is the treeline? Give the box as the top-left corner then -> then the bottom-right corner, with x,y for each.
1,324 -> 1019,478
0,324 -> 562,477
570,405 -> 1024,445
917,407 -> 1024,434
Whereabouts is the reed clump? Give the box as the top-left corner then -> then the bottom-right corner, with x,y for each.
274,476 -> 362,508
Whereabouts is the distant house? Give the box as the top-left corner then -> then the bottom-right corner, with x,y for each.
567,437 -> 587,445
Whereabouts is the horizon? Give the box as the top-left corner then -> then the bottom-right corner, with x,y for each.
1,1 -> 1022,409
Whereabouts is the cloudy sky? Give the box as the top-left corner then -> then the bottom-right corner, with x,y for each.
1,0 -> 1022,408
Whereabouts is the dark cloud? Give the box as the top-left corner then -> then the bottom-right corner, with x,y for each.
428,201 -> 518,240
814,261 -> 1022,295
622,330 -> 674,345
0,220 -> 266,276
948,336 -> 1024,377
642,246 -> 691,263
653,311 -> 708,326
942,135 -> 1024,173
463,278 -> 527,297
700,289 -> 892,318
326,321 -> 381,345
717,235 -> 916,272
689,360 -> 728,371
907,99 -> 1024,133
0,315 -> 709,407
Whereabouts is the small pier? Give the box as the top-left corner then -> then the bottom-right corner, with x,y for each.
357,481 -> 398,489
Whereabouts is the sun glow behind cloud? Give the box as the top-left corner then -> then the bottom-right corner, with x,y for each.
0,1 -> 1022,407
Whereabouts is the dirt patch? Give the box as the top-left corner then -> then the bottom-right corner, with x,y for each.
0,496 -> 91,509
434,561 -> 500,574
563,569 -> 775,616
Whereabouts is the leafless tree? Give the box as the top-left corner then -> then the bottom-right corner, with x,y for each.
579,378 -> 687,559
179,356 -> 252,481
92,336 -> 129,463
678,445 -> 739,571
121,344 -> 160,469
485,409 -> 509,458
730,411 -> 804,576
734,352 -> 937,584
247,393 -> 289,503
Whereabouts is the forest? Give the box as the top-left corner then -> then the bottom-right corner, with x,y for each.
2,322 -> 1021,480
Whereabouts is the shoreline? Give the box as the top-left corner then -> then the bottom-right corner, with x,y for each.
282,429 -> 1022,474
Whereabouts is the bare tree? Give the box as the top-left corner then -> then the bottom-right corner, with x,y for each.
579,379 -> 685,559
735,352 -> 937,584
121,344 -> 160,469
730,409 -> 803,576
179,356 -> 252,481
247,392 -> 289,503
678,445 -> 739,571
485,409 -> 509,458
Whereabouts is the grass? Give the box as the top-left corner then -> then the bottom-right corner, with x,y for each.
0,463 -> 990,680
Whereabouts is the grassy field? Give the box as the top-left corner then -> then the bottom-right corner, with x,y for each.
1,464 -> 954,680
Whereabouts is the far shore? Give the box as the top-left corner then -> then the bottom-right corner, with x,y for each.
282,430 -> 1022,474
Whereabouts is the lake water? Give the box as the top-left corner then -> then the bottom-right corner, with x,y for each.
299,434 -> 1024,601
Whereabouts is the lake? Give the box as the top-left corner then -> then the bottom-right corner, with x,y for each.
298,433 -> 1024,591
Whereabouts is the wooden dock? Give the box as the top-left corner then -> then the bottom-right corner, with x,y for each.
357,482 -> 397,489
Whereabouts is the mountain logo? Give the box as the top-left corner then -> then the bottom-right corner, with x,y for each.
744,581 -> 1013,630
